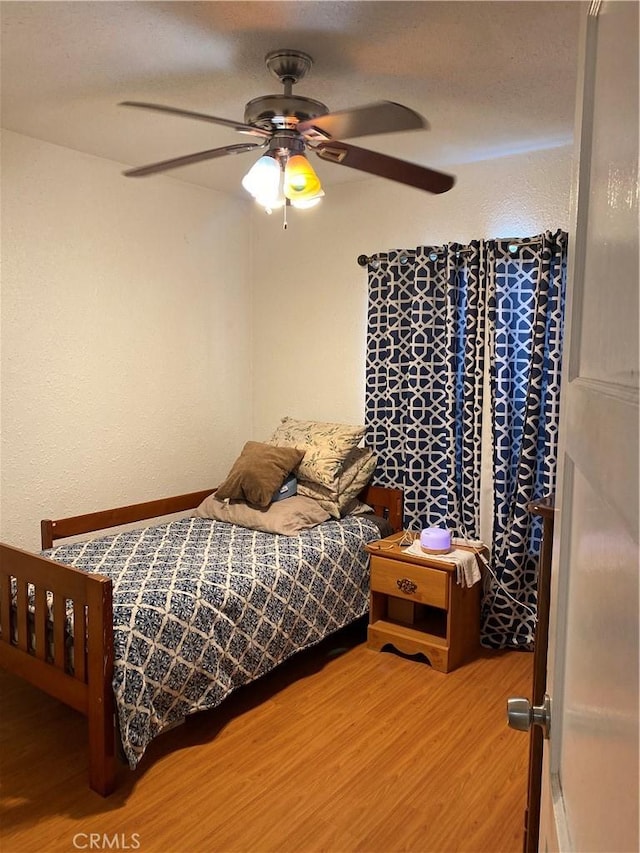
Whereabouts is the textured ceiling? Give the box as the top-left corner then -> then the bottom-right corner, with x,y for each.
0,1 -> 581,198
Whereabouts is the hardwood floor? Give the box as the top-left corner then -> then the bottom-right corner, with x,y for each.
0,620 -> 532,853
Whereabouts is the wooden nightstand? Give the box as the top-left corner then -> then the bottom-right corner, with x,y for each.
366,532 -> 483,672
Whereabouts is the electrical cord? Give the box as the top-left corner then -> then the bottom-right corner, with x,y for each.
455,525 -> 537,646
401,525 -> 538,625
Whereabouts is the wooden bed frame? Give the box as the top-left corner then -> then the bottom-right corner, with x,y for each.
0,484 -> 402,796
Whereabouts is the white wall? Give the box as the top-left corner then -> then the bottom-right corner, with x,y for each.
0,131 -> 253,549
250,145 -> 573,441
0,134 -> 573,550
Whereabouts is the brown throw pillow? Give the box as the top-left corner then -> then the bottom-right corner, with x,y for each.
215,441 -> 304,509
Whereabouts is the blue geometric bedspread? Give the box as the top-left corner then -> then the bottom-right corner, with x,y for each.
45,515 -> 379,768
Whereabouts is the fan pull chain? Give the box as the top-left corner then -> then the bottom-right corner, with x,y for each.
283,201 -> 288,230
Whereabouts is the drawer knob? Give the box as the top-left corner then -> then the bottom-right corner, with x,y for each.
396,577 -> 418,595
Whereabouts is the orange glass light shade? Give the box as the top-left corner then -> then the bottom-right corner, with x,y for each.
283,154 -> 323,200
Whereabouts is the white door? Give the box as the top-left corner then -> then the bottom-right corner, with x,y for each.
539,1 -> 639,851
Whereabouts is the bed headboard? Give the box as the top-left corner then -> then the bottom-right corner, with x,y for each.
360,485 -> 403,533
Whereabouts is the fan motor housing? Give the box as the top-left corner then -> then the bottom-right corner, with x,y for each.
244,94 -> 328,131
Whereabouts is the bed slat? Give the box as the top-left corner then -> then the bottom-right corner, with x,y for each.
34,586 -> 48,661
16,579 -> 29,652
52,594 -> 66,670
74,603 -> 87,682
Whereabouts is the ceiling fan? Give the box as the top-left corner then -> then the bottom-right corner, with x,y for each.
120,49 -> 455,212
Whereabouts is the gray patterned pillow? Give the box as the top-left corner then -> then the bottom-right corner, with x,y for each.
268,417 -> 365,491
297,448 -> 377,518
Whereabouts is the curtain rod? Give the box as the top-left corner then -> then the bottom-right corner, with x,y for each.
357,239 -> 542,267
357,249 -> 464,268
357,252 -> 414,268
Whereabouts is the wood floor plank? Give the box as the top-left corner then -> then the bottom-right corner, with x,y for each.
0,621 -> 532,852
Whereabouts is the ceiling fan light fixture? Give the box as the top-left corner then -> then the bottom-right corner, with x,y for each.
283,154 -> 323,200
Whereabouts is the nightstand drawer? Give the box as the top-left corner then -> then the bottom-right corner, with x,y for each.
370,555 -> 449,609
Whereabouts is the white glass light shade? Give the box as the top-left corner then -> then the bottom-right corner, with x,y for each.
241,155 -> 281,200
255,190 -> 286,212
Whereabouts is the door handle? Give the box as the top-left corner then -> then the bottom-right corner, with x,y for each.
507,694 -> 551,738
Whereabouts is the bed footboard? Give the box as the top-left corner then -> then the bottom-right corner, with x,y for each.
0,543 -> 115,795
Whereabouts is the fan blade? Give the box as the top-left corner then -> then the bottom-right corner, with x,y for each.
123,142 -> 264,177
119,101 -> 271,139
298,101 -> 427,141
315,140 -> 455,194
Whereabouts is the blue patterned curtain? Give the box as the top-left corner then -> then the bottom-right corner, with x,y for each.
364,243 -> 485,537
364,230 -> 567,648
482,230 -> 567,648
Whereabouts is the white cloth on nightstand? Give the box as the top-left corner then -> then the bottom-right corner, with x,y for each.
402,538 -> 484,588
